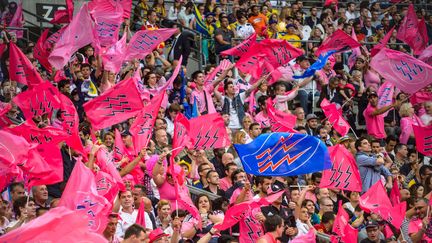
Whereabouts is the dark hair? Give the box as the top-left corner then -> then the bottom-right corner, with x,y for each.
385,135 -> 398,144
355,137 -> 369,151
198,163 -> 211,174
206,169 -> 218,179
194,194 -> 212,210
134,184 -> 146,194
9,182 -> 24,193
254,176 -> 273,186
321,212 -> 335,224
394,144 -> 407,154
264,215 -> 283,232
231,169 -> 245,183
257,95 -> 268,107
57,79 -> 70,90
124,224 -> 145,239
80,63 -> 91,70
218,235 -> 239,243
13,196 -> 34,218
224,80 -> 234,91
171,209 -> 187,218
249,122 -> 260,131
224,162 -> 237,172
191,70 -> 203,81
311,172 -> 322,182
420,165 -> 432,177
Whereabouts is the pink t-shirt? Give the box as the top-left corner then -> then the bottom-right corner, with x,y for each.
408,218 -> 432,242
399,117 -> 414,144
190,85 -> 216,114
219,177 -> 232,191
364,69 -> 381,90
363,103 -> 386,139
239,207 -> 265,243
158,181 -> 178,210
255,111 -> 270,128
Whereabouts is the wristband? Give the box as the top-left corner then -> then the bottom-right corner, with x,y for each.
209,230 -> 215,236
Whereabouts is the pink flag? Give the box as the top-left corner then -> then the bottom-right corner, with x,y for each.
204,59 -> 232,85
114,128 -> 127,160
389,179 -> 401,206
412,124 -> 432,156
331,201 -> 357,243
96,148 -> 125,201
371,26 -> 395,57
83,77 -> 144,129
418,44 -> 432,66
130,92 -> 164,155
13,81 -> 62,120
377,81 -> 394,117
9,42 -> 44,86
315,29 -> 361,56
320,144 -> 362,192
7,0 -> 24,38
236,39 -> 303,79
0,130 -> 31,170
44,26 -> 67,50
95,170 -> 118,203
370,47 -> 432,94
348,28 -> 361,68
59,160 -> 111,233
50,0 -> 73,24
266,99 -> 297,133
320,98 -> 350,136
397,4 -> 429,55
59,93 -> 85,155
410,91 -> 432,105
136,198 -> 147,228
124,28 -> 177,61
360,181 -> 405,228
89,0 -> 123,47
33,29 -> 52,73
324,0 -> 338,6
291,229 -> 316,243
6,121 -> 69,145
113,0 -> 132,19
220,33 -> 257,57
188,113 -> 231,150
101,32 -> 127,73
49,3 -> 96,69
0,206 -> 108,242
171,112 -> 192,161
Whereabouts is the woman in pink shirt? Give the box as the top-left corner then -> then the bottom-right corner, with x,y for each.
399,102 -> 416,145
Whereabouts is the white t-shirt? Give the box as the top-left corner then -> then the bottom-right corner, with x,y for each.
235,23 -> 255,39
221,92 -> 246,129
116,209 -> 153,237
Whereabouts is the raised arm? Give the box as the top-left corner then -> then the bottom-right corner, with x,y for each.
152,151 -> 168,187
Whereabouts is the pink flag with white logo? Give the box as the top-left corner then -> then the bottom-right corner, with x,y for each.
49,3 -> 96,69
320,144 -> 362,192
377,81 -> 394,117
9,42 -> 44,86
220,33 -> 257,57
59,160 -> 111,233
397,4 -> 429,55
124,28 -> 177,61
370,48 -> 432,94
83,77 -> 144,129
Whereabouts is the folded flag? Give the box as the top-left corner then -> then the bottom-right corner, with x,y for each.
320,98 -> 350,137
293,50 -> 336,79
370,47 -> 432,94
234,133 -> 331,176
266,99 -> 297,133
320,144 -> 362,192
220,33 -> 257,57
315,29 -> 361,56
412,123 -> 432,156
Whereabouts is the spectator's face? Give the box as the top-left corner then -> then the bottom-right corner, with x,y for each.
358,139 -> 372,153
155,119 -> 167,130
155,130 -> 168,146
311,8 -> 317,16
305,201 -> 315,213
226,165 -> 238,177
397,145 -> 408,158
319,128 -> 327,139
299,60 -> 310,69
385,140 -> 397,152
348,4 -> 355,12
104,217 -> 118,237
344,25 -> 352,35
295,108 -> 305,119
11,186 -> 25,202
252,6 -> 259,15
235,172 -> 247,184
400,189 -> 410,201
194,73 -> 205,85
199,164 -> 212,178
307,119 -> 318,129
122,135 -> 133,147
222,153 -> 234,165
259,178 -> 272,195
425,103 -> 432,114
242,117 -> 252,130
132,188 -> 144,204
81,67 -> 91,78
120,191 -> 134,208
299,207 -> 310,222
291,190 -> 300,202
22,200 -> 37,218
366,226 -> 380,241
198,196 -> 210,211
207,171 -> 220,185
250,125 -> 262,138
149,12 -> 157,22
226,83 -> 236,96
349,192 -> 360,202
320,199 -> 334,213
34,185 -> 48,202
368,95 -> 378,107
365,18 -> 372,27
104,134 -> 114,147
85,47 -> 94,57
221,18 -> 229,28
371,142 -> 381,154
159,205 -> 171,218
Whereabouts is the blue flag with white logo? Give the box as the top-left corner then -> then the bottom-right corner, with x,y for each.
234,133 -> 331,176
293,50 -> 337,79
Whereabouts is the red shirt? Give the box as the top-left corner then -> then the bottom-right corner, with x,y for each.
257,232 -> 279,243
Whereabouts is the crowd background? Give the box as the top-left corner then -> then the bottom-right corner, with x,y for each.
0,0 -> 432,243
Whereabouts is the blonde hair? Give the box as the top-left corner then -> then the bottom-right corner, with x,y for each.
157,199 -> 171,211
399,103 -> 413,118
233,131 -> 246,144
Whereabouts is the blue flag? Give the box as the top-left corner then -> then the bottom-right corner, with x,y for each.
234,133 -> 331,176
293,50 -> 337,79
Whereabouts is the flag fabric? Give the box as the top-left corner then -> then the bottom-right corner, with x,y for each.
113,0 -> 132,19
136,198 -> 147,228
130,92 -> 164,155
293,50 -> 336,79
50,0 -> 73,24
9,42 -> 44,86
58,93 -> 85,154
114,128 -> 127,160
370,47 -> 432,94
412,124 -> 432,156
389,179 -> 401,206
324,0 -> 338,6
234,133 -> 331,176
0,206 -> 108,242
214,191 -> 284,231
13,81 -> 62,120
8,0 -> 24,38
348,28 -> 362,68
49,3 -> 96,70
410,91 -> 432,105
236,39 -> 303,79
204,59 -> 232,85
266,99 -> 297,133
44,26 -> 67,50
0,102 -> 11,128
331,201 -> 357,243
6,121 -> 69,146
171,112 -> 192,160
291,229 -> 316,243
397,4 -> 429,55
320,144 -> 362,192
0,130 -> 31,170
59,160 -> 111,233
96,148 -> 125,201
188,113 -> 231,150
377,81 -> 394,117
418,44 -> 432,66
193,4 -> 210,37
359,181 -> 405,228
89,0 -> 123,47
315,29 -> 361,56
371,26 -> 395,57
220,33 -> 257,57
83,77 -> 144,129
101,32 -> 127,73
124,28 -> 177,61
320,98 -> 350,137
33,29 -> 52,73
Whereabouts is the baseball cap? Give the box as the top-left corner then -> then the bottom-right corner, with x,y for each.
306,114 -> 318,122
286,24 -> 296,29
368,91 -> 378,99
376,24 -> 384,30
365,220 -> 379,229
149,228 -> 169,243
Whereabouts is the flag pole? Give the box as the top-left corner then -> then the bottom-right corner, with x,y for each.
176,199 -> 179,218
68,146 -> 72,160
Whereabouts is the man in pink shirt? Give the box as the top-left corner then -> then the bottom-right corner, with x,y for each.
219,162 -> 238,192
363,91 -> 399,140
